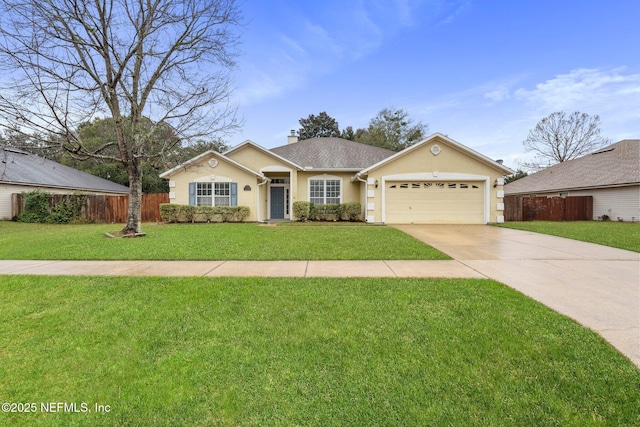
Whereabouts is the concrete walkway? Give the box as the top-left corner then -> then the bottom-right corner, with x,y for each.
0,259 -> 483,278
393,224 -> 640,368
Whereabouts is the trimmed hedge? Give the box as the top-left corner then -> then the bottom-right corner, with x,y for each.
293,201 -> 362,222
160,204 -> 250,223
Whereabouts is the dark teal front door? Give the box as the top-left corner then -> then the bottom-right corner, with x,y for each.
270,187 -> 285,219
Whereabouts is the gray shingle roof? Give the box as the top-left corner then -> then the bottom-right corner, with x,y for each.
505,139 -> 640,194
269,137 -> 396,169
0,147 -> 130,193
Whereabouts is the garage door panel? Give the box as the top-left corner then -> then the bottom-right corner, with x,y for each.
385,181 -> 484,224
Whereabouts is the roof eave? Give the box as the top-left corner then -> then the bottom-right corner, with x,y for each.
358,133 -> 514,175
224,139 -> 304,170
505,181 -> 640,195
159,149 -> 266,180
0,180 -> 129,194
303,167 -> 362,172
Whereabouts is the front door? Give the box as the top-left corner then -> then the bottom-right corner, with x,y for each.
270,187 -> 285,219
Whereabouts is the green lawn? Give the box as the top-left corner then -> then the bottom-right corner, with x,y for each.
0,222 -> 448,260
1,276 -> 638,426
497,221 -> 640,252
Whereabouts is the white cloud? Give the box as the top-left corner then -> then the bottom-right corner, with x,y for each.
514,67 -> 640,115
234,0 -> 471,107
484,88 -> 510,102
440,1 -> 472,25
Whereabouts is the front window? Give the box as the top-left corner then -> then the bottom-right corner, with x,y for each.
197,182 -> 230,206
309,178 -> 341,204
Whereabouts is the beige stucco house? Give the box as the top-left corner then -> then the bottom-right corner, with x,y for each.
160,133 -> 513,224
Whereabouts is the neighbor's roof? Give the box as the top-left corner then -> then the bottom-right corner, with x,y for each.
270,137 -> 396,170
505,139 -> 640,194
0,147 -> 130,193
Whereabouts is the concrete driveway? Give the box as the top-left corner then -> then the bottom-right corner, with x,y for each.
393,224 -> 640,368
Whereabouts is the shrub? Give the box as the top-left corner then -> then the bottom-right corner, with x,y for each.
159,204 -> 179,223
179,205 -> 196,223
18,191 -> 86,224
343,202 -> 361,221
18,190 -> 51,223
311,204 -> 343,221
301,202 -> 362,222
293,201 -> 312,222
159,204 -> 250,223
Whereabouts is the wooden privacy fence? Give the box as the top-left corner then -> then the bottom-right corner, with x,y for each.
12,193 -> 169,223
504,195 -> 593,221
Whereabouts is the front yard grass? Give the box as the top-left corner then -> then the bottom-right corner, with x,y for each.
0,222 -> 448,260
497,221 -> 640,252
1,276 -> 638,426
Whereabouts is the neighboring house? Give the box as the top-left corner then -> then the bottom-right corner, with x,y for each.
160,133 -> 513,224
504,139 -> 640,222
0,147 -> 130,220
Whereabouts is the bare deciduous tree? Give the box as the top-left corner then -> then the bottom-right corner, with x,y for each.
0,0 -> 241,234
522,111 -> 610,170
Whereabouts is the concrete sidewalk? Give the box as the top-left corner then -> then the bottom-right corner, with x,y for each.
0,259 -> 484,278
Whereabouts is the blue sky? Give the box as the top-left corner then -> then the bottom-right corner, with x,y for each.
227,0 -> 639,169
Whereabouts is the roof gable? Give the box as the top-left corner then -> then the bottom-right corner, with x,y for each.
505,139 -> 640,194
269,137 -> 395,170
159,149 -> 265,179
0,147 -> 129,193
358,133 -> 513,175
224,140 -> 303,171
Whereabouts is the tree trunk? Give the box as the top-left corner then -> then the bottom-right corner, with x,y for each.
123,161 -> 143,234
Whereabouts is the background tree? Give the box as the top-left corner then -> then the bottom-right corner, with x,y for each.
504,169 -> 528,184
298,112 -> 341,140
340,126 -> 355,141
355,107 -> 427,151
522,111 -> 610,170
0,0 -> 241,234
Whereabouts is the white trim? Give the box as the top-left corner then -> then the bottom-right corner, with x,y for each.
497,190 -> 504,198
381,172 -> 490,224
261,165 -> 294,173
505,182 -> 640,196
224,139 -> 304,170
496,215 -> 505,223
169,192 -> 175,199
168,181 -> 176,188
0,181 -> 128,195
367,189 -> 375,198
497,203 -> 504,211
367,203 -> 374,210
160,150 -> 266,179
367,177 -> 376,185
305,168 -> 361,172
358,133 -> 514,176
193,175 -> 232,183
367,215 -> 375,223
257,178 -> 269,222
308,174 -> 343,204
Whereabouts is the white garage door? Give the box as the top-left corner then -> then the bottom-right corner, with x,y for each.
385,181 -> 484,224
